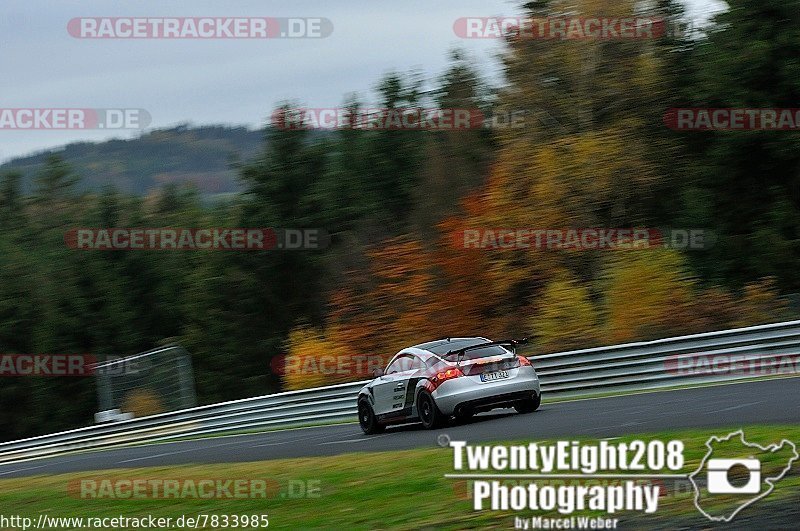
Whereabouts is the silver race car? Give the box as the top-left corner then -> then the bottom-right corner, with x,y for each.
357,337 -> 540,434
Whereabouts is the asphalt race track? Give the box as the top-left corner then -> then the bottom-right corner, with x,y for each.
1,377 -> 797,479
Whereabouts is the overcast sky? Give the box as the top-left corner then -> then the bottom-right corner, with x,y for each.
1,0 -> 726,163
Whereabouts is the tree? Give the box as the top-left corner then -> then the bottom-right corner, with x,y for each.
602,250 -> 696,343
33,155 -> 79,203
675,0 -> 800,290
534,274 -> 601,352
0,171 -> 23,224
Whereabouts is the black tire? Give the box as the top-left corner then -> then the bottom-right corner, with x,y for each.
417,390 -> 447,429
358,398 -> 385,435
514,392 -> 541,414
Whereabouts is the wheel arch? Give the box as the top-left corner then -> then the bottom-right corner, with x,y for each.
413,378 -> 434,405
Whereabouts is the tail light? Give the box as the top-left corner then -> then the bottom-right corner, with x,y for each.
518,356 -> 532,367
431,367 -> 464,390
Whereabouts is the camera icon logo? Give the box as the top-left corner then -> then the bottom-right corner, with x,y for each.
706,458 -> 761,494
690,430 -> 799,522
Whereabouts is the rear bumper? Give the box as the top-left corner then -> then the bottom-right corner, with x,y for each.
431,366 -> 540,415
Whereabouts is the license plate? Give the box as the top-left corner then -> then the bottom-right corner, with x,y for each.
480,370 -> 509,382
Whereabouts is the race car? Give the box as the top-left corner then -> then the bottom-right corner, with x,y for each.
357,337 -> 540,434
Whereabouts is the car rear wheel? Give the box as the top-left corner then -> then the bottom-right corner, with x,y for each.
358,399 -> 385,435
417,390 -> 446,429
514,392 -> 541,414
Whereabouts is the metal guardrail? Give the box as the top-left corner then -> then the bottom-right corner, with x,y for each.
1,320 -> 798,465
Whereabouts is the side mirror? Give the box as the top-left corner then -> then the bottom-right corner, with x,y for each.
372,367 -> 385,378
515,337 -> 529,346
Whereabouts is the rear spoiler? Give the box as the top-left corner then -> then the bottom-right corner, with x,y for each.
446,338 -> 529,366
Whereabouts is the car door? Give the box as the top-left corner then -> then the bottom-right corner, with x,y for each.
372,354 -> 419,417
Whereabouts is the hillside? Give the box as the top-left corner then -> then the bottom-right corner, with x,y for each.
0,125 -> 265,196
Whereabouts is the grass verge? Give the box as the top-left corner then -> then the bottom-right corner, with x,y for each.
0,425 -> 798,530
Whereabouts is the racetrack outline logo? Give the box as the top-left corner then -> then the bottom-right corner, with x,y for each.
689,430 -> 798,522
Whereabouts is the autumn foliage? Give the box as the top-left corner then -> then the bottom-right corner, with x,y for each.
282,0 -> 793,389
284,189 -> 788,389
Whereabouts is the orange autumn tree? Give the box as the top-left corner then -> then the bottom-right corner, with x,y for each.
460,0 -> 672,330
602,249 -> 697,344
282,227 -> 505,390
731,278 -> 790,329
282,327 -> 349,390
281,237 -> 442,390
534,272 -> 601,353
602,252 -> 789,345
432,215 -> 502,337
